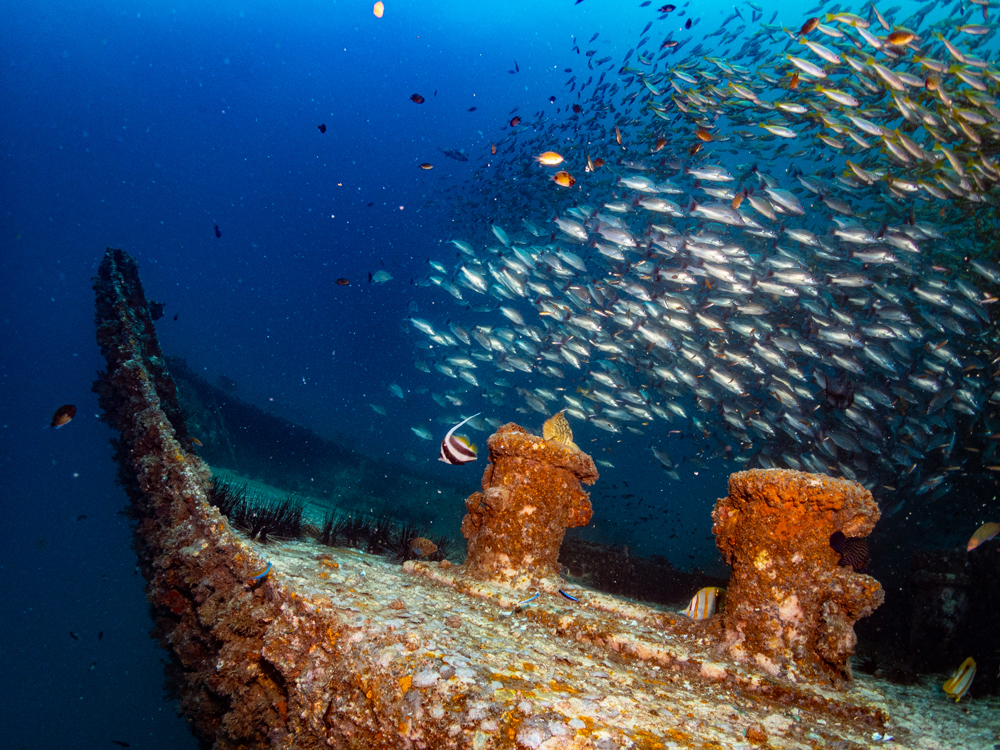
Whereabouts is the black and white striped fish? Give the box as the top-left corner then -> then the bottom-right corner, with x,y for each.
439,413 -> 480,465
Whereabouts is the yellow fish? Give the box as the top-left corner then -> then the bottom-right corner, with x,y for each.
943,657 -> 976,702
967,521 -> 999,551
681,587 -> 726,620
542,410 -> 578,451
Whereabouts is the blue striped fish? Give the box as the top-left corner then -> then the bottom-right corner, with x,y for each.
439,413 -> 480,465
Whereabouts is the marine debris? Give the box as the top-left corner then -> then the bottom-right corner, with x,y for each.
461,421 -> 598,585
713,469 -> 884,686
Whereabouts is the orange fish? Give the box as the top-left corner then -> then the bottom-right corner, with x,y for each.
731,190 -> 746,209
789,71 -> 800,89
652,136 -> 667,152
51,404 -> 76,428
419,163 -> 433,170
967,522 -> 1000,551
924,74 -> 940,91
510,116 -> 521,127
490,142 -> 497,155
615,125 -> 622,146
689,142 -> 703,155
886,29 -> 915,45
553,171 -> 576,187
535,151 -> 564,166
591,157 -> 604,169
409,93 -> 424,104
799,17 -> 819,35
191,436 -> 204,447
373,2 -> 384,18
695,127 -> 713,142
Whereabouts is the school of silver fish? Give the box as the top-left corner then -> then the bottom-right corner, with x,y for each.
407,0 -> 1000,516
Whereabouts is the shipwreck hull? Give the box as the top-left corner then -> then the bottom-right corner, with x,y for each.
93,247 -> 920,749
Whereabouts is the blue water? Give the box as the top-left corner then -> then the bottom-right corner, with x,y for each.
6,0 -> 990,746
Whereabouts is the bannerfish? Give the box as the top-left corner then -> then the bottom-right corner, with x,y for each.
943,657 -> 976,702
439,412 -> 481,465
830,531 -> 870,573
50,404 -> 76,428
681,586 -> 725,619
967,522 -> 1000,551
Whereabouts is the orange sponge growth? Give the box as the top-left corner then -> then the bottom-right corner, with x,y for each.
461,422 -> 598,585
712,469 -> 883,686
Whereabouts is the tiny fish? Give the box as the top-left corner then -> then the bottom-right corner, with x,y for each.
111,742 -> 131,748
408,537 -> 437,558
553,171 -> 576,187
558,589 -> 579,602
510,116 -> 521,127
410,93 -> 425,104
317,123 -> 326,133
419,163 -> 433,170
369,270 -> 392,284
250,561 -> 272,580
214,223 -> 221,238
70,632 -> 80,640
943,657 -> 975,701
51,404 -> 76,428
373,1 -> 384,18
439,413 -> 480,465
335,278 -> 351,286
967,521 -> 999,551
76,514 -> 87,522
681,586 -> 725,619
830,531 -> 870,573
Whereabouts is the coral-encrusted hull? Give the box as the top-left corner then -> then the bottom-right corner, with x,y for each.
461,423 -> 598,585
712,469 -> 884,686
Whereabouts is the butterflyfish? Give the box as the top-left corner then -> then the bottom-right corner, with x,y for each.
50,404 -> 76,428
967,522 -> 999,551
943,657 -> 975,701
439,413 -> 481,465
681,586 -> 725,619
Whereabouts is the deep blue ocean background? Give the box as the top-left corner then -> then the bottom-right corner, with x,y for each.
3,0 -> 979,747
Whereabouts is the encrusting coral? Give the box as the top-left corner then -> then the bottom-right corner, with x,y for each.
712,468 -> 884,686
461,422 -> 598,586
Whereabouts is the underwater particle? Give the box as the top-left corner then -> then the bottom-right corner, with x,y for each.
335,278 -> 351,286
967,521 -> 999,550
410,93 -> 425,104
829,531 -> 870,573
419,163 -> 433,169
214,223 -> 221,238
317,123 -> 326,133
552,170 -> 576,187
942,657 -> 976,701
439,413 -> 480,465
51,404 -> 76,428
373,1 -> 384,18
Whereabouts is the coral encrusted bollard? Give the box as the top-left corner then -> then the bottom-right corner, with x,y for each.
712,469 -> 884,686
461,422 -> 598,585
